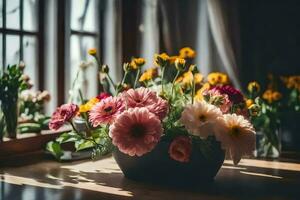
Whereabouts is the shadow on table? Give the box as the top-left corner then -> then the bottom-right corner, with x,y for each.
1,158 -> 300,200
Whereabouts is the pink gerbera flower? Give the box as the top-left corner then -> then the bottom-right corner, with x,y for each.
169,136 -> 192,162
121,87 -> 168,120
89,96 -> 125,126
109,107 -> 163,156
49,103 -> 79,130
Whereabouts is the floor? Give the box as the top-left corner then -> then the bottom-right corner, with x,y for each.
1,154 -> 300,200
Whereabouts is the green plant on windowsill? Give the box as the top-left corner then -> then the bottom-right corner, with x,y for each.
0,109 -> 6,142
0,63 -> 29,138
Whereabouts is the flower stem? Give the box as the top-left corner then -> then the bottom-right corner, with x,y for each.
106,73 -> 117,94
161,65 -> 166,93
69,121 -> 79,134
191,73 -> 195,104
78,89 -> 85,104
134,68 -> 141,89
171,70 -> 180,97
121,71 -> 129,85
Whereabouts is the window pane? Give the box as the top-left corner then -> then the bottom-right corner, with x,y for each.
0,0 -> 3,28
6,0 -> 20,29
23,0 -> 38,31
0,34 -> 2,67
23,36 -> 38,88
68,35 -> 97,102
71,0 -> 97,32
6,35 -> 20,66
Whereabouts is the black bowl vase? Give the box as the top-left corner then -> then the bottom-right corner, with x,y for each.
113,136 -> 225,185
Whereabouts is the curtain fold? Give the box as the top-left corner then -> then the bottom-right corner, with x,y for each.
140,0 -> 159,69
103,0 -> 122,83
206,0 -> 241,88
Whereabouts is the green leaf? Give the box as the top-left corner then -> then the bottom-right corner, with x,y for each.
75,140 -> 94,151
46,141 -> 63,160
56,132 -> 81,144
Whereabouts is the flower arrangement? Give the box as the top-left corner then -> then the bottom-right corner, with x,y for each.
47,47 -> 257,170
18,90 -> 51,133
246,77 -> 282,158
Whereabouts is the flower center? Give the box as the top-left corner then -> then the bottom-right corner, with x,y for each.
104,106 -> 113,113
130,124 -> 146,138
230,125 -> 240,136
199,114 -> 206,122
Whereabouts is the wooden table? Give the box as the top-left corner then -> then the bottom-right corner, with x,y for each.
1,154 -> 300,200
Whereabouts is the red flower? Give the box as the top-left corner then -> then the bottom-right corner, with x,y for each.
49,103 -> 79,130
96,92 -> 111,100
212,85 -> 244,104
169,136 -> 192,162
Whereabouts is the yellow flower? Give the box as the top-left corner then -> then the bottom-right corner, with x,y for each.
139,67 -> 158,82
169,56 -> 180,64
179,47 -> 196,59
247,81 -> 260,93
154,53 -> 170,67
176,72 -> 204,88
282,76 -> 300,91
133,58 -> 146,67
79,97 -> 100,113
175,58 -> 186,71
207,72 -> 230,86
262,90 -> 282,103
194,73 -> 203,84
194,83 -> 210,101
88,48 -> 97,56
272,91 -> 282,101
246,99 -> 254,108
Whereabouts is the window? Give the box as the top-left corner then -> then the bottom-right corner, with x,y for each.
67,0 -> 100,103
0,0 -> 43,89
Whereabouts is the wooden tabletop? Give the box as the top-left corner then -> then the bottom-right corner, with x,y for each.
1,154 -> 300,200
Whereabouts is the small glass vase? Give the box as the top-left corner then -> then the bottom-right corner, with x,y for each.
255,128 -> 281,158
1,100 -> 19,139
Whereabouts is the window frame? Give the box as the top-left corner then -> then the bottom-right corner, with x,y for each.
0,0 -> 45,90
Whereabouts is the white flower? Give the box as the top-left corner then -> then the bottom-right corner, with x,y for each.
215,114 -> 256,165
179,100 -> 223,138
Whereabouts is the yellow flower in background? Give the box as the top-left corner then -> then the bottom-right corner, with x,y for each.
282,76 -> 300,91
179,47 -> 196,59
272,91 -> 282,101
262,89 -> 282,103
207,72 -> 230,86
176,71 -> 203,88
194,83 -> 210,101
175,58 -> 186,71
194,73 -> 203,84
79,97 -> 100,113
169,56 -> 180,64
154,53 -> 170,67
133,58 -> 146,67
246,99 -> 254,108
247,81 -> 261,93
139,67 -> 158,82
88,48 -> 97,56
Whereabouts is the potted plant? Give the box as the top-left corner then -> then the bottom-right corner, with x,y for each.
0,64 -> 29,138
47,48 -> 258,184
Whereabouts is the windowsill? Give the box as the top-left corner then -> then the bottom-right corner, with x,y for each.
0,128 -> 69,161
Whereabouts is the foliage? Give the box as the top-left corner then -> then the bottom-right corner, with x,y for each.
0,64 -> 28,136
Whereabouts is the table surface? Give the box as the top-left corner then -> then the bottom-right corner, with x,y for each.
1,154 -> 300,200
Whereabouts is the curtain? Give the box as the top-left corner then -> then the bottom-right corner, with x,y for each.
140,0 -> 159,69
103,0 -> 123,83
206,0 -> 241,88
103,0 -> 241,88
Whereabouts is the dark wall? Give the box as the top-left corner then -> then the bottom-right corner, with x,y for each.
240,0 -> 300,86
